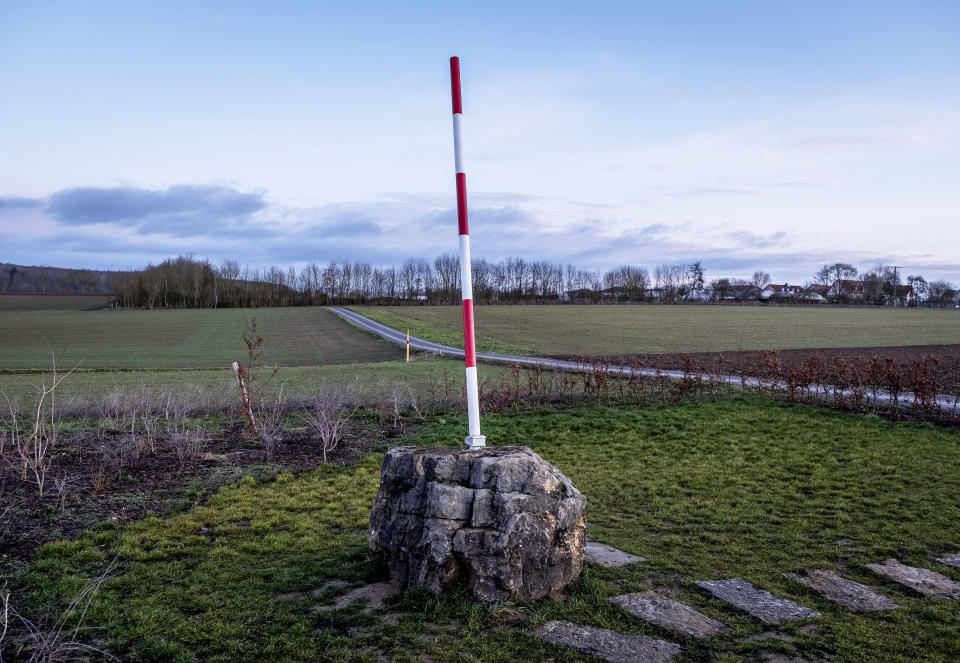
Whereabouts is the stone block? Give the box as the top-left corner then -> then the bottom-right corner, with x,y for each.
610,591 -> 726,638
696,578 -> 820,624
934,552 -> 960,570
585,541 -> 646,567
866,559 -> 960,598
784,569 -> 897,612
369,446 -> 586,601
536,620 -> 682,663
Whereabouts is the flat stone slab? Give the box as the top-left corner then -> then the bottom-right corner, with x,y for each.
536,621 -> 682,663
609,591 -> 726,638
866,559 -> 960,598
585,541 -> 646,568
311,581 -> 402,613
934,553 -> 960,570
696,579 -> 820,624
276,579 -> 348,602
784,569 -> 897,612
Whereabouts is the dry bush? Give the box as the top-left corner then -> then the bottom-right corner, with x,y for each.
1,356 -> 78,496
255,386 -> 288,460
305,390 -> 358,463
1,561 -> 118,662
172,427 -> 204,462
719,349 -> 959,422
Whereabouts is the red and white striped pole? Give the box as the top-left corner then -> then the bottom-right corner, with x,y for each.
450,56 -> 485,450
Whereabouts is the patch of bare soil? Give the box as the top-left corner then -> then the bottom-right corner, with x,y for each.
0,419 -> 399,578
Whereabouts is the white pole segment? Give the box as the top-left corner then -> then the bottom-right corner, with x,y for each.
453,114 -> 465,174
465,366 -> 481,437
458,234 -> 473,301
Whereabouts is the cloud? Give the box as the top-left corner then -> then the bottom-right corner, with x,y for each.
421,204 -> 533,229
792,135 -> 900,149
665,186 -> 757,198
0,196 -> 43,210
47,185 -> 267,233
727,230 -> 787,248
4,180 -> 959,286
294,205 -> 383,237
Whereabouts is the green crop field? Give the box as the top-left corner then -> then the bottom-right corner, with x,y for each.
0,357 -> 512,404
18,399 -> 960,662
0,294 -> 112,311
353,305 -> 960,356
0,305 -> 402,370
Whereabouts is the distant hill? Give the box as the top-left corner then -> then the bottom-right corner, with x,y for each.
0,263 -> 132,294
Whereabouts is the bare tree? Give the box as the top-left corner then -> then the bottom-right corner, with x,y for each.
928,279 -> 957,306
751,270 -> 771,297
815,262 -> 858,289
687,261 -> 705,293
710,278 -> 731,300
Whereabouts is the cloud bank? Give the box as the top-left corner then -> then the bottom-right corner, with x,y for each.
1,183 -> 958,285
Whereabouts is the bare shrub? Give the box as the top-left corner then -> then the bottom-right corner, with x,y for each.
91,466 -> 107,495
255,386 -> 287,460
407,387 -> 426,422
1,560 -> 119,662
0,395 -> 19,466
51,473 -> 74,514
305,390 -> 358,463
172,427 -> 204,462
5,355 -> 78,496
372,385 -> 406,433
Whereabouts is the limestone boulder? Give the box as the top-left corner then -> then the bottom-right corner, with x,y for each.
368,445 -> 586,601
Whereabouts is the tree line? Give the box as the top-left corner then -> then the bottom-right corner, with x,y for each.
0,263 -> 131,294
811,262 -> 958,306
12,255 -> 954,309
111,255 -> 718,308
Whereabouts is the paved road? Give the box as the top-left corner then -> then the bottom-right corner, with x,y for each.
329,306 -> 957,411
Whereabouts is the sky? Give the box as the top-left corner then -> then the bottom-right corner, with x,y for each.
1,1 -> 959,284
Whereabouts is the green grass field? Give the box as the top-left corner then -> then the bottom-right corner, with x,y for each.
19,399 -> 960,662
353,305 -> 960,356
0,306 -> 402,370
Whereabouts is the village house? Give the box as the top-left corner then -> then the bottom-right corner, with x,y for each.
759,283 -> 804,300
894,284 -> 916,305
826,279 -> 915,305
827,279 -> 866,302
803,287 -> 828,303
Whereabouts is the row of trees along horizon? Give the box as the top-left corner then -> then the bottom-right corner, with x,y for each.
2,257 -> 955,308
93,256 -> 956,308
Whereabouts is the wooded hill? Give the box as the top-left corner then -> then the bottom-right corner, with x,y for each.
0,263 -> 131,294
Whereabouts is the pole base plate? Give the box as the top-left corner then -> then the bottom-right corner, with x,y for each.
464,434 -> 487,450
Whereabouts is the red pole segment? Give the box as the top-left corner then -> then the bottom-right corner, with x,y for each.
450,56 -> 485,449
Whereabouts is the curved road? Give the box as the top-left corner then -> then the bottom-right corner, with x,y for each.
330,306 -> 677,376
329,306 -> 957,411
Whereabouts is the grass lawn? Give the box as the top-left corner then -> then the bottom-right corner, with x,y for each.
17,399 -> 960,662
353,305 -> 960,356
0,306 -> 401,370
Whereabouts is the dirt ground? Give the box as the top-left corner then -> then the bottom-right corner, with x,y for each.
0,419 -> 397,578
